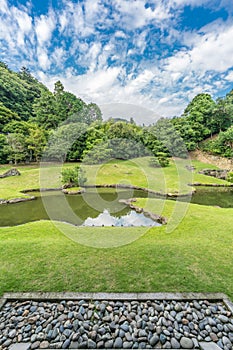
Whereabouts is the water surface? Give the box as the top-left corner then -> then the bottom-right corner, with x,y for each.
0,187 -> 232,227
0,189 -> 158,227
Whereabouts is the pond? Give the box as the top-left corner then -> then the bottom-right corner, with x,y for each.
0,189 -> 160,227
182,186 -> 233,208
0,187 -> 232,227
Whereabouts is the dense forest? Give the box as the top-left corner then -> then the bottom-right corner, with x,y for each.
0,61 -> 232,165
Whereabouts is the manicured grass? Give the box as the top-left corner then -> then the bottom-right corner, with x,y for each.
83,158 -> 228,194
0,158 -> 232,299
0,163 -> 75,200
0,202 -> 232,299
1,158 -> 228,200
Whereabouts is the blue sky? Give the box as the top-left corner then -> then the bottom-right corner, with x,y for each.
1,0 -> 233,122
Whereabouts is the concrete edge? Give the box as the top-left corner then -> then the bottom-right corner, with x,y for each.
0,297 -> 7,311
9,348 -> 213,350
2,292 -> 229,302
223,297 -> 233,314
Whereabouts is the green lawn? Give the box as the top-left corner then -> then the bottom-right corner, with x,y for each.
0,158 -> 232,299
0,158 -> 229,200
0,201 -> 232,298
83,157 -> 228,194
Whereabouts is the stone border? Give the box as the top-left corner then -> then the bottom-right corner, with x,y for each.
1,292 -> 232,307
189,182 -> 233,188
2,180 -> 231,206
1,292 -> 232,321
83,184 -> 195,198
119,198 -> 167,224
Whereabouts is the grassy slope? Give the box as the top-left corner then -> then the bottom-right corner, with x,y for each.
0,163 -> 75,200
0,158 -> 229,200
0,201 -> 232,298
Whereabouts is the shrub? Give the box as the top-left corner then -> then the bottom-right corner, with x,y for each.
149,155 -> 170,168
149,157 -> 160,168
62,166 -> 87,186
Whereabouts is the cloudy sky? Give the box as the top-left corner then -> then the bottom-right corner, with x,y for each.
1,0 -> 233,122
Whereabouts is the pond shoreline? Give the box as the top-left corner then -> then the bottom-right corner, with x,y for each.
119,198 -> 167,225
189,182 -> 233,187
1,182 -> 232,206
0,184 -> 195,205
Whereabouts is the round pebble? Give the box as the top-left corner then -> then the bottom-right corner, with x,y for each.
0,298 -> 232,349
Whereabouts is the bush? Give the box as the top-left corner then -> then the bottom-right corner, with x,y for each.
158,156 -> 170,167
62,166 -> 87,186
149,155 -> 170,168
148,157 -> 160,168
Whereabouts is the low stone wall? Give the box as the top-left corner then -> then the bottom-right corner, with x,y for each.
190,150 -> 233,171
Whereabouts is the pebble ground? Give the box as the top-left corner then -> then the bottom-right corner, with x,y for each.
0,299 -> 232,349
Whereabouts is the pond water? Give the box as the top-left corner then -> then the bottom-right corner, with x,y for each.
0,189 -> 159,227
0,187 -> 232,227
182,186 -> 233,208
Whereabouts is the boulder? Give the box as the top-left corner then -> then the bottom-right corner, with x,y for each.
0,168 -> 21,178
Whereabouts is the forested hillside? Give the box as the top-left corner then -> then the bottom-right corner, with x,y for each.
0,62 -> 232,165
0,62 -> 102,164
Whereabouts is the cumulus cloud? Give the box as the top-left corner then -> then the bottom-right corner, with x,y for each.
113,0 -> 171,29
164,21 -> 233,76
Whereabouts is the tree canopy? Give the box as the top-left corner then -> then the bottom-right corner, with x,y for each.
0,61 -> 232,164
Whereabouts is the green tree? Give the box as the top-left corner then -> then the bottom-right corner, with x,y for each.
3,120 -> 33,135
201,126 -> 233,158
154,118 -> 188,158
0,102 -> 20,132
0,62 -> 47,120
5,133 -> 26,164
212,93 -> 233,133
182,93 -> 216,138
25,126 -> 47,162
33,89 -> 58,129
44,123 -> 88,162
0,134 -> 9,164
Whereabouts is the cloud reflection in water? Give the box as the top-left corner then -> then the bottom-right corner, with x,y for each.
82,209 -> 160,227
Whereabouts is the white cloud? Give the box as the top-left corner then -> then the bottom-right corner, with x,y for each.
169,0 -> 218,8
37,47 -> 51,70
1,0 -> 233,119
115,30 -> 127,39
50,47 -> 67,68
164,21 -> 233,79
86,42 -> 102,72
35,12 -> 56,46
0,0 -> 8,14
11,7 -> 32,46
225,70 -> 233,81
113,0 -> 171,29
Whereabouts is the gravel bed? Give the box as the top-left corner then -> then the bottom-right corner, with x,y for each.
0,299 -> 232,349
